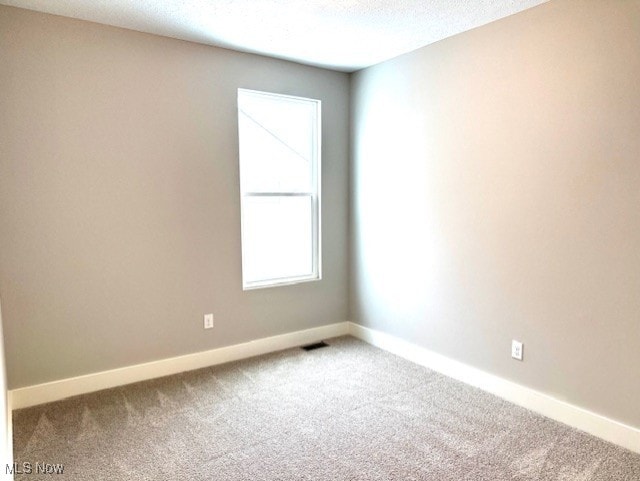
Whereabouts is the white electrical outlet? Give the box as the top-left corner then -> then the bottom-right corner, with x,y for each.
512,340 -> 523,361
204,313 -> 214,329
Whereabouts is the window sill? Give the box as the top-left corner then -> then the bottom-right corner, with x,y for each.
242,274 -> 321,291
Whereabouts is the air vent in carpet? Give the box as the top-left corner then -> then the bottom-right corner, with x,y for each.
301,341 -> 329,351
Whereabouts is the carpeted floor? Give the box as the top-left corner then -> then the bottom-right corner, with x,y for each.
12,336 -> 640,480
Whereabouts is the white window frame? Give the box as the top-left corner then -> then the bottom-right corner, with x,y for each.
238,88 -> 322,290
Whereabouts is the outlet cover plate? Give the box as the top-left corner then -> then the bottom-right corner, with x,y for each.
512,340 -> 523,361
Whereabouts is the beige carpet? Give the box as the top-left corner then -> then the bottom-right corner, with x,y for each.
12,336 -> 640,480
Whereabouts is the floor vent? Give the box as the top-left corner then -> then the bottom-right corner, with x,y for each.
301,341 -> 329,351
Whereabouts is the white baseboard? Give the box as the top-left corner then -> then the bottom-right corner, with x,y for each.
11,320 -> 639,455
5,393 -> 12,480
348,322 -> 640,455
10,322 -> 349,410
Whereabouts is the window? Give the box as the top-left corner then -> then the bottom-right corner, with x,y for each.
238,89 -> 321,289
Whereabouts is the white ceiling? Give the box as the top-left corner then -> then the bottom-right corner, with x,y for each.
1,0 -> 549,72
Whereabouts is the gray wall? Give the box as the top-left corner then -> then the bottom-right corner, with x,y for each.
0,6 -> 350,388
351,0 -> 640,428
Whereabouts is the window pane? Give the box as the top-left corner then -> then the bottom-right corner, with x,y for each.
242,196 -> 313,284
238,92 -> 315,193
238,112 -> 311,193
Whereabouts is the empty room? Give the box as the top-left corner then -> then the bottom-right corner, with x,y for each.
1,0 -> 639,479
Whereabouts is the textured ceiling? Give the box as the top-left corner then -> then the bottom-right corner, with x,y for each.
0,0 -> 549,71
